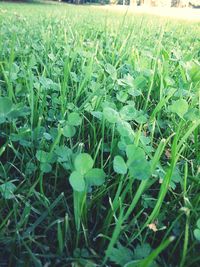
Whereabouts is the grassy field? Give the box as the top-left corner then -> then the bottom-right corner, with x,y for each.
0,2 -> 200,266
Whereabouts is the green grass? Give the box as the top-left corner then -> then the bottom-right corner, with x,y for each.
0,2 -> 200,266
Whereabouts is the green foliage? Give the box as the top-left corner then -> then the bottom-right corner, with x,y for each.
85,168 -> 106,186
0,182 -> 16,199
0,97 -> 13,123
68,112 -> 82,126
69,171 -> 85,192
103,107 -> 120,124
0,97 -> 12,116
109,243 -> 133,266
168,99 -> 189,118
69,153 -> 105,191
113,155 -> 127,174
194,219 -> 200,241
74,153 -> 94,175
126,145 -> 151,180
62,124 -> 76,138
0,2 -> 199,267
36,150 -> 56,173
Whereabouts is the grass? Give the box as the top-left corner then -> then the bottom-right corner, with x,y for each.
0,2 -> 200,266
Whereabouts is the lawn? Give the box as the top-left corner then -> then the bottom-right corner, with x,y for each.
0,2 -> 200,266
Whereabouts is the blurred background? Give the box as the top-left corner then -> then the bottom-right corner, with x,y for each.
3,0 -> 200,8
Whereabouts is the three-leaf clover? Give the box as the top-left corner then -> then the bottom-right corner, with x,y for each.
36,150 -> 57,173
113,145 -> 152,180
69,153 -> 106,192
103,107 -> 134,138
62,112 -> 82,138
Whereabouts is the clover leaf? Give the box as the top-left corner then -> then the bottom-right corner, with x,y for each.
74,153 -> 94,175
0,182 -> 16,200
69,153 -> 106,192
168,99 -> 188,118
62,124 -> 76,138
120,105 -> 137,121
117,121 -> 133,137
36,150 -> 56,173
126,145 -> 151,180
69,171 -> 85,192
0,97 -> 13,124
85,168 -> 106,186
113,155 -> 127,175
68,112 -> 82,126
103,107 -> 120,124
0,97 -> 13,116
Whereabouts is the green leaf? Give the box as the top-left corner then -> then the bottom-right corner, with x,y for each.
0,116 -> 6,124
109,243 -> 133,266
40,163 -> 52,173
117,121 -> 133,137
69,171 -> 85,192
133,243 -> 151,260
116,91 -> 128,103
187,62 -> 200,83
128,160 -> 151,180
126,145 -> 145,160
36,150 -> 56,164
133,76 -> 147,90
118,74 -> 146,93
43,132 -> 52,140
62,124 -> 76,138
184,108 -> 200,121
0,182 -> 16,199
170,167 -> 182,189
85,168 -> 106,186
168,99 -> 189,118
196,219 -> 200,229
68,112 -> 82,126
91,111 -> 103,120
120,105 -> 137,121
25,162 -> 37,175
114,105 -> 147,124
134,110 -> 148,124
7,106 -> 30,120
105,63 -> 117,80
0,97 -> 13,116
113,156 -> 127,174
74,153 -> 94,175
118,74 -> 134,87
126,145 -> 151,180
103,107 -> 120,124
36,150 -> 47,163
55,146 -> 72,163
128,88 -> 142,97
194,229 -> 200,241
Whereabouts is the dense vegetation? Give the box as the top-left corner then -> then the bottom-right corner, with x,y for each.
0,2 -> 200,266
